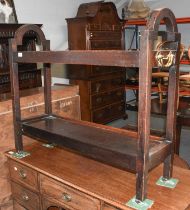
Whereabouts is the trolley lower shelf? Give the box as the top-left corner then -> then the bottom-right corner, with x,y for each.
21,115 -> 171,172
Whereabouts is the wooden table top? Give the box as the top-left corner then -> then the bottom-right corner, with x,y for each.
0,84 -> 79,102
6,142 -> 190,210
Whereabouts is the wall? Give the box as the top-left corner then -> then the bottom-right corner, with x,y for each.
14,0 -> 100,80
14,0 -> 101,50
148,0 -> 190,47
13,0 -> 190,77
148,0 -> 190,17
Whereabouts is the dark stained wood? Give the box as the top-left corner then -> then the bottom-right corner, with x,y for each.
9,8 -> 181,203
0,24 -> 42,94
162,15 -> 180,178
136,29 -> 153,201
6,143 -> 190,210
21,115 -> 170,172
9,39 -> 23,152
13,50 -> 139,67
163,68 -> 180,178
43,42 -> 52,115
13,49 -> 178,68
9,25 -> 50,152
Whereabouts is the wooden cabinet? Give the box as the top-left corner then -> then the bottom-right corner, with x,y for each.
6,142 -> 190,210
9,160 -> 38,191
66,2 -> 126,123
11,181 -> 40,210
40,175 -> 100,210
0,85 -> 80,208
124,17 -> 190,154
0,24 -> 42,94
9,159 -> 101,210
102,204 -> 120,210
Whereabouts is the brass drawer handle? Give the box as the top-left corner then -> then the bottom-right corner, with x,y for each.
22,194 -> 29,201
116,91 -> 122,96
19,169 -> 27,179
114,79 -> 122,85
97,113 -> 103,118
95,66 -> 100,71
118,106 -> 123,111
96,97 -> 102,103
62,193 -> 72,202
95,83 -> 101,93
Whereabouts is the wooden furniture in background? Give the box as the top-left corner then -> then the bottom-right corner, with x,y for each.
176,97 -> 190,154
133,97 -> 190,155
125,17 -> 190,103
0,24 -> 42,94
66,2 -> 126,124
8,8 -> 180,204
0,85 -> 80,209
125,17 -> 190,156
6,142 -> 190,210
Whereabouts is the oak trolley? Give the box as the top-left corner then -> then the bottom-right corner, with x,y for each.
9,8 -> 180,208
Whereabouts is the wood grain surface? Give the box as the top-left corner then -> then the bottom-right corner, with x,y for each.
6,143 -> 190,210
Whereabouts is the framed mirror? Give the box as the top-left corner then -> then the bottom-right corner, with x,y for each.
0,0 -> 18,23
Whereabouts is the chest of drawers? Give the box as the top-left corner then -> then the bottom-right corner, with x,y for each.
66,2 -> 126,124
0,24 -> 43,95
6,142 -> 190,210
8,152 -> 100,210
71,71 -> 125,123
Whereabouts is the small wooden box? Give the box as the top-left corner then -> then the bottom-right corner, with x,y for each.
0,85 -> 80,207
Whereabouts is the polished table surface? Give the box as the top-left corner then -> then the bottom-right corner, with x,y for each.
6,142 -> 190,210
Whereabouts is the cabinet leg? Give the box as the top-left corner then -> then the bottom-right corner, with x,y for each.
175,120 -> 182,155
163,154 -> 173,180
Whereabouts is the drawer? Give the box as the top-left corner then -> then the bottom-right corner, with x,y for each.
91,75 -> 125,94
91,88 -> 125,109
89,31 -> 121,40
0,70 -> 41,92
42,198 -> 70,210
102,203 -> 120,210
91,66 -> 122,77
40,174 -> 100,210
92,102 -> 125,124
90,40 -> 121,50
65,65 -> 123,79
87,24 -> 122,31
9,160 -> 38,191
11,181 -> 40,210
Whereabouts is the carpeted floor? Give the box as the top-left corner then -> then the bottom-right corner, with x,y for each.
108,111 -> 190,165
